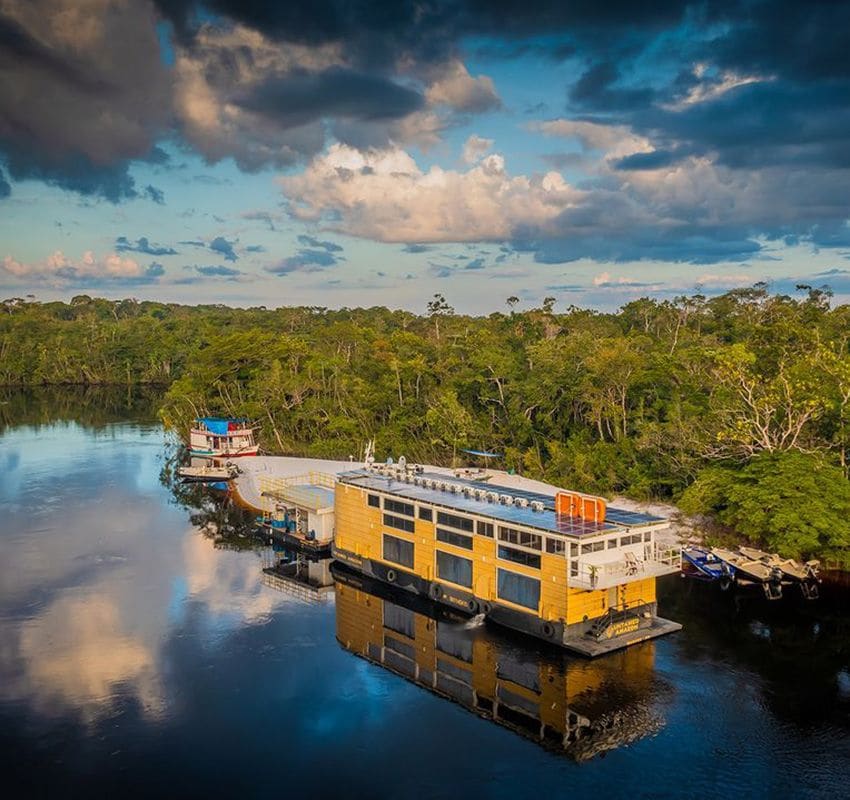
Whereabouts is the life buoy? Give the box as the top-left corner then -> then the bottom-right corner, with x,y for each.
429,583 -> 442,600
542,622 -> 556,638
386,569 -> 397,583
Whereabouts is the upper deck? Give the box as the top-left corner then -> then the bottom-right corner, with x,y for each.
337,467 -> 665,541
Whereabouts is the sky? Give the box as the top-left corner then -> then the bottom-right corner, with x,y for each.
1,0 -> 849,314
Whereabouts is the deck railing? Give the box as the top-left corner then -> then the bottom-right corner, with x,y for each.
570,543 -> 681,590
257,472 -> 337,512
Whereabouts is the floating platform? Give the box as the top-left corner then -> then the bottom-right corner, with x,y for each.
563,616 -> 682,657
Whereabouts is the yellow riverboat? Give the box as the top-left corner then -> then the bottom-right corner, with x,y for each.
333,463 -> 682,656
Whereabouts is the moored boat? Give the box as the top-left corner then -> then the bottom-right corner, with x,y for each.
333,458 -> 683,656
682,546 -> 735,589
710,548 -> 784,599
189,417 -> 258,458
737,546 -> 821,599
178,462 -> 240,482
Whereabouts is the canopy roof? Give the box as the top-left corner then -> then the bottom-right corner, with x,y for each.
461,448 -> 502,458
195,417 -> 249,435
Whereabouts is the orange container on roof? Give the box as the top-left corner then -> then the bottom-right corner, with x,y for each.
556,490 -> 606,523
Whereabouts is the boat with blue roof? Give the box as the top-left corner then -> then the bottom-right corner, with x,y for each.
189,417 -> 258,458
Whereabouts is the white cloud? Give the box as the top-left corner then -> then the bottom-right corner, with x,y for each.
462,134 -> 494,164
1,250 -> 155,283
425,60 -> 501,113
665,64 -> 773,110
280,143 -> 580,243
533,119 -> 653,160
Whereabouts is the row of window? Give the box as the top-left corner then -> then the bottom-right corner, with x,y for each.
382,534 -> 541,611
580,532 -> 650,553
371,490 -> 653,565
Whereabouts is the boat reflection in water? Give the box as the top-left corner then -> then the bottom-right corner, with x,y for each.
332,563 -> 668,762
261,545 -> 335,603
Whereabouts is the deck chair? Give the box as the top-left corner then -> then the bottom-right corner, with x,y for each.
623,551 -> 642,575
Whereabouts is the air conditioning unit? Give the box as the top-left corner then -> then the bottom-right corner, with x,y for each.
500,494 -> 514,505
530,500 -> 545,512
486,491 -> 499,502
515,497 -> 529,508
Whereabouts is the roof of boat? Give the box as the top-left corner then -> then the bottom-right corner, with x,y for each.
338,468 -> 665,539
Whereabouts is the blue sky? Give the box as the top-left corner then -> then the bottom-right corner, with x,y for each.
1,1 -> 849,313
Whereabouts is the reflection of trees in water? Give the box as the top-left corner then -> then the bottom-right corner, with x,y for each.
660,577 -> 850,729
0,385 -> 164,433
160,444 -> 259,551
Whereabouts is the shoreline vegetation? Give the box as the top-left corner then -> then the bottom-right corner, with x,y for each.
3,287 -> 850,569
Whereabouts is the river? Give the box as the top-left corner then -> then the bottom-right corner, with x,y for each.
0,389 -> 847,798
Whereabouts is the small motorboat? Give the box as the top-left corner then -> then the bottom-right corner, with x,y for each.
737,546 -> 821,599
178,463 -> 240,483
682,546 -> 736,588
711,548 -> 784,599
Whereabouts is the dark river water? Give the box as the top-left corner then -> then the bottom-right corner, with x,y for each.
1,390 -> 848,798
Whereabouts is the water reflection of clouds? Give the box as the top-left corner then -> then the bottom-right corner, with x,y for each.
0,419 -> 290,725
179,530 -> 287,631
16,590 -> 164,723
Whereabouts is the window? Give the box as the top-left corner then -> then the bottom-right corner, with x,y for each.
385,498 -> 414,517
383,601 -> 415,637
477,520 -> 494,537
608,538 -> 618,549
497,569 -> 540,611
383,534 -> 414,568
436,550 -> 473,588
581,540 -> 605,554
498,526 -> 542,551
436,511 -> 474,532
384,513 -> 415,533
570,560 -> 579,577
498,545 -> 541,569
419,506 -> 433,521
620,533 -> 642,546
546,538 -> 565,555
367,494 -> 380,508
570,543 -> 579,557
436,527 -> 473,550
644,531 -> 652,542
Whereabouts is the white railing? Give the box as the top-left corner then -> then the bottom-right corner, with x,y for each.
570,543 -> 681,590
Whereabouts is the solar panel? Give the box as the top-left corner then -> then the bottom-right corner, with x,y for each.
337,470 -> 664,538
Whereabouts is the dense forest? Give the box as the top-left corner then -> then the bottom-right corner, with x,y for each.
2,288 -> 850,566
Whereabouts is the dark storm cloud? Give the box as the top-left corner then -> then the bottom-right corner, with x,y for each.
265,248 -> 339,275
402,243 -> 433,253
154,0 -> 685,67
210,236 -> 238,262
0,1 -> 170,202
237,68 -> 424,127
0,168 -> 10,198
569,61 -> 655,111
115,237 -> 178,257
